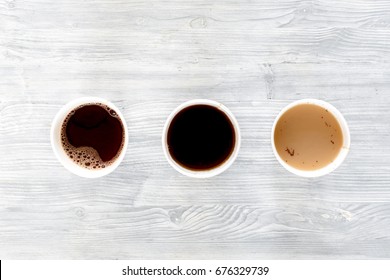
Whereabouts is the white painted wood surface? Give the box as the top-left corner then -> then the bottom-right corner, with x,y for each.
1,0 -> 390,259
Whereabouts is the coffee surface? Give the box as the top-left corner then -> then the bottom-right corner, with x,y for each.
167,105 -> 235,171
61,104 -> 124,169
274,103 -> 343,171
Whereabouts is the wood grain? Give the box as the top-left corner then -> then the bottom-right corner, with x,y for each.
3,28 -> 390,64
1,203 -> 390,259
3,0 -> 390,29
1,0 -> 390,259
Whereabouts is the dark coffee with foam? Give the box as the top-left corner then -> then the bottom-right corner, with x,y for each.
61,103 -> 125,170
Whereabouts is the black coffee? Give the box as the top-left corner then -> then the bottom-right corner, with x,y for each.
167,104 -> 235,171
61,103 -> 125,169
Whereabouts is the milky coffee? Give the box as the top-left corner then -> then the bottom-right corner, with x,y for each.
274,103 -> 343,171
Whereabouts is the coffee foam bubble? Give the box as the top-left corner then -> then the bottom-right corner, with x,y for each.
60,103 -> 125,170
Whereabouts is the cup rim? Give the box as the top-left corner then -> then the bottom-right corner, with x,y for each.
50,97 -> 128,178
162,99 -> 241,178
271,98 -> 350,178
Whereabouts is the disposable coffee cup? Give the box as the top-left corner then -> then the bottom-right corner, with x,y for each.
51,97 -> 128,178
162,99 -> 241,178
271,99 -> 350,177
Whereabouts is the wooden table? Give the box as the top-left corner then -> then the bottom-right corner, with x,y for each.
1,0 -> 390,259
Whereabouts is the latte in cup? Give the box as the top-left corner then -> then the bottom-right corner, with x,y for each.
272,99 -> 350,177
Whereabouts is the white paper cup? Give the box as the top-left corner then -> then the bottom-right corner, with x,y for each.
271,99 -> 350,177
162,99 -> 241,178
51,97 -> 128,178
